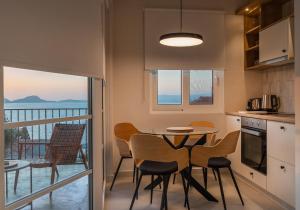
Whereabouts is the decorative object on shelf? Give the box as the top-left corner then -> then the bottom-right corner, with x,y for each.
166,127 -> 194,133
159,0 -> 203,47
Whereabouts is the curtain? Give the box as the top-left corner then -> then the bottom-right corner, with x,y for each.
0,0 -> 104,78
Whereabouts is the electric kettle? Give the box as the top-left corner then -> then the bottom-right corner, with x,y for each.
261,94 -> 280,112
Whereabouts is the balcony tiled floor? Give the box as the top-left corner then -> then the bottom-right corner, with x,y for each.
5,163 -> 88,209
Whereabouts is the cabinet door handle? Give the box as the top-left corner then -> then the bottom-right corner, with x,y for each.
250,172 -> 254,178
280,126 -> 285,130
282,49 -> 287,53
280,165 -> 286,172
237,119 -> 241,122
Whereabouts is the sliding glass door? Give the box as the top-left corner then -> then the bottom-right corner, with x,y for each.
3,66 -> 93,210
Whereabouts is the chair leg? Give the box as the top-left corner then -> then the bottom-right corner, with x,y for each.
150,175 -> 154,204
133,164 -> 136,183
212,168 -> 217,181
129,173 -> 143,210
80,146 -> 89,169
173,174 -> 176,184
110,157 -> 124,191
159,176 -> 162,189
14,170 -> 20,193
160,175 -> 170,210
216,168 -> 227,210
202,167 -> 208,189
55,166 -> 59,178
181,172 -> 190,210
136,169 -> 139,200
50,165 -> 56,198
228,167 -> 244,206
184,167 -> 192,207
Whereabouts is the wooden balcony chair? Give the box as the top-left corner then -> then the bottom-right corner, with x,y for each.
173,121 -> 218,184
129,134 -> 190,210
110,122 -> 140,191
191,130 -> 244,210
18,124 -> 88,197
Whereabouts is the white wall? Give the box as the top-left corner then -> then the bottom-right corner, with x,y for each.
108,0 -> 260,175
294,0 -> 300,208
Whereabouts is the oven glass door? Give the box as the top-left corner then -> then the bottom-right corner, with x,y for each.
241,128 -> 267,174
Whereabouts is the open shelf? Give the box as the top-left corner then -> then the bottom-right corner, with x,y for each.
246,25 -> 261,34
246,58 -> 294,71
237,0 -> 294,71
246,45 -> 259,52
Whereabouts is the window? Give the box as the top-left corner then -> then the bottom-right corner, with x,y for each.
189,70 -> 213,105
157,70 -> 182,105
151,70 -> 223,113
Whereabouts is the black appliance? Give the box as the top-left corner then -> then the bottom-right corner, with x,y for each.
241,117 -> 267,175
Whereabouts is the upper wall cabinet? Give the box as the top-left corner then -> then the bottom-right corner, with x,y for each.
237,0 -> 294,71
259,18 -> 294,64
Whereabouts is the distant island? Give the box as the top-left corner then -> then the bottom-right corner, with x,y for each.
4,96 -> 87,103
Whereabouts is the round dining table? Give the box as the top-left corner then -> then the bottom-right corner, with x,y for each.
140,126 -> 219,202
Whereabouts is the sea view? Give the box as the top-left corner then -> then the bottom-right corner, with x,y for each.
4,101 -> 89,159
158,94 -> 213,105
4,101 -> 88,122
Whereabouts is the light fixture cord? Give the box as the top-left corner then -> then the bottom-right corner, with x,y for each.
180,0 -> 183,32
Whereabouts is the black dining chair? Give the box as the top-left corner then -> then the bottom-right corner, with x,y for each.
191,131 -> 244,210
129,134 -> 190,210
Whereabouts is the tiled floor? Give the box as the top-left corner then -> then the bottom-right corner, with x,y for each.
5,164 -> 86,204
105,171 -> 287,210
21,176 -> 89,210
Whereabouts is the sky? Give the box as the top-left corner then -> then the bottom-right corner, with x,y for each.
157,70 -> 212,95
158,70 -> 181,95
4,67 -> 88,101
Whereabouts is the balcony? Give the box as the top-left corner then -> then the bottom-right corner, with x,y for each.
4,108 -> 90,208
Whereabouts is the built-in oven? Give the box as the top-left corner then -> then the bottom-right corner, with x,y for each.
241,117 -> 267,175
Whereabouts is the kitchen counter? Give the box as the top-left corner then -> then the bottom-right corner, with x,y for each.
226,112 -> 295,124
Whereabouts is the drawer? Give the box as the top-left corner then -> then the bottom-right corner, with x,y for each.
267,157 -> 295,207
267,121 -> 295,165
238,164 -> 267,190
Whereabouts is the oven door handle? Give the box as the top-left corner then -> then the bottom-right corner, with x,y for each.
241,128 -> 264,137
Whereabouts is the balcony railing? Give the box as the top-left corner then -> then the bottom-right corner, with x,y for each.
4,108 -> 89,160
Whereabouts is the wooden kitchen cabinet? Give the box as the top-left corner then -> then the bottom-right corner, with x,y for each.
267,157 -> 295,207
259,18 -> 294,64
267,121 -> 295,165
226,115 -> 241,171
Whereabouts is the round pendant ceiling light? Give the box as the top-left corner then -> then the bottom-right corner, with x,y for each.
159,0 -> 203,47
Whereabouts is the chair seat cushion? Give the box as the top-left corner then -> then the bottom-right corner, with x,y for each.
139,160 -> 178,175
208,157 -> 231,168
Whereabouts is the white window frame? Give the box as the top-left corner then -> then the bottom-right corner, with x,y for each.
150,69 -> 224,114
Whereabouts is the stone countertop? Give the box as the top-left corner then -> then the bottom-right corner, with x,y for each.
226,112 -> 295,124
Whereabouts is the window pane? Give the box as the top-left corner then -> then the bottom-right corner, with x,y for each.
189,70 -> 213,105
157,70 -> 182,105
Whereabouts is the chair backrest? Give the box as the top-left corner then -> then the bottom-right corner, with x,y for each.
130,134 -> 189,172
114,123 -> 139,142
46,124 -> 86,164
114,123 -> 139,157
174,121 -> 215,146
190,121 -> 215,127
191,130 -> 240,167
